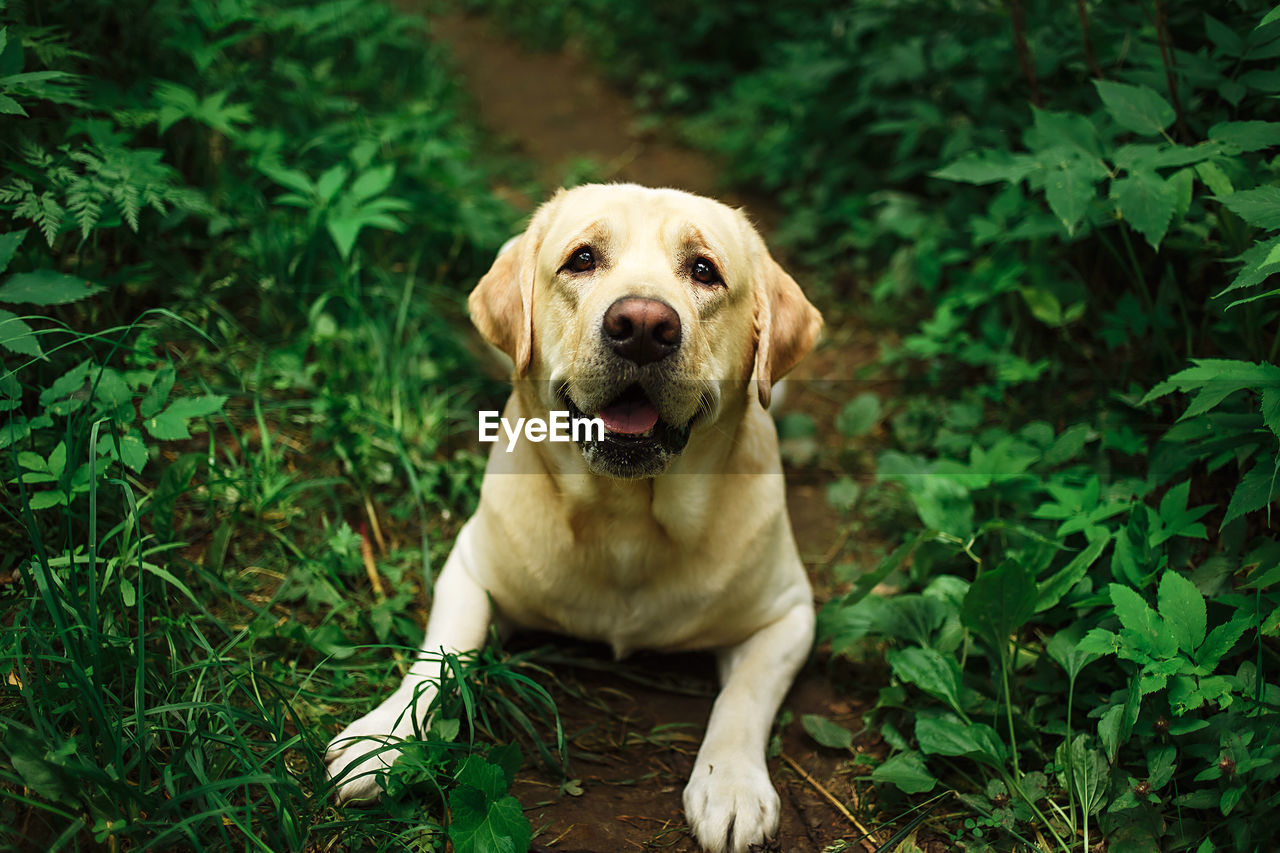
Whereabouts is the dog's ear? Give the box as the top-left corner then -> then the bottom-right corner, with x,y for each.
469,231 -> 538,376
753,252 -> 822,409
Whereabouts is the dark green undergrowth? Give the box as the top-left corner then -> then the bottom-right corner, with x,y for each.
0,1 -> 562,849
463,1 -> 1280,850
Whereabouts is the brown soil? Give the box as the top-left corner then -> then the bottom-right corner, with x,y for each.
421,9 -> 906,852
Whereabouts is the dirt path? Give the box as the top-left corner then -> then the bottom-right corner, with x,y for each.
425,11 -> 884,851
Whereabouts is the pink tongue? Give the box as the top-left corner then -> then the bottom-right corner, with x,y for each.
597,398 -> 660,435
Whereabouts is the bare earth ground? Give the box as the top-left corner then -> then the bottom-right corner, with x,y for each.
417,9 -> 913,851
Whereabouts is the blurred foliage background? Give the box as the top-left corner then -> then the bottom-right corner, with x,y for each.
2,0 -> 1279,850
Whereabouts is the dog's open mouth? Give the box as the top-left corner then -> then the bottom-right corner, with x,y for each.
561,383 -> 693,477
596,384 -> 661,438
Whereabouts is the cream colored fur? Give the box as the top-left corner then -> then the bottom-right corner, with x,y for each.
325,184 -> 822,853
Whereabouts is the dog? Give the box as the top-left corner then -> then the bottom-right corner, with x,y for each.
325,183 -> 822,853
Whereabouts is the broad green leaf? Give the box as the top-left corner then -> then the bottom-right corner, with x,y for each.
915,714 -> 1005,766
140,365 -> 176,418
1097,704 -> 1126,761
1109,584 -> 1165,648
1044,162 -> 1099,235
29,490 -> 66,510
348,164 -> 396,204
932,150 -> 1038,185
1196,161 -> 1235,197
835,392 -> 880,437
1094,79 -> 1175,136
0,309 -> 40,356
1223,460 -> 1279,525
315,164 -> 349,205
145,394 -> 227,440
1218,185 -> 1280,230
1046,626 -> 1101,680
447,787 -> 530,853
96,432 -> 148,473
0,229 -> 25,274
802,714 -> 853,750
260,163 -> 314,196
887,647 -> 964,714
871,751 -> 937,793
1158,571 -> 1207,654
1263,387 -> 1280,442
1198,613 -> 1253,666
1060,734 -> 1108,816
1205,13 -> 1245,56
1036,534 -> 1110,612
961,559 -> 1036,652
1209,121 -> 1280,152
1151,479 -> 1212,546
1029,108 -> 1102,157
455,755 -> 508,802
0,270 -> 104,305
1112,170 -> 1176,249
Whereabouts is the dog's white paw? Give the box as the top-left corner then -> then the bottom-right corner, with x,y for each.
324,707 -> 411,803
683,758 -> 780,853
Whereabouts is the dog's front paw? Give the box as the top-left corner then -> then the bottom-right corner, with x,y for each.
683,759 -> 780,853
324,708 -> 409,804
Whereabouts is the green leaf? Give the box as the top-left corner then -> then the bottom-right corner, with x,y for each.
836,392 -> 880,437
1223,460 -> 1279,525
1209,121 -> 1280,152
1196,161 -> 1235,197
1094,79 -> 1175,136
348,164 -> 397,204
1046,627 -> 1101,681
1205,13 -> 1245,56
1112,170 -> 1177,249
871,751 -> 937,794
1197,613 -> 1252,666
447,787 -> 530,853
455,755 -> 508,802
0,270 -> 104,305
961,559 -> 1037,652
887,647 -> 965,715
1060,734 -> 1108,816
1036,534 -> 1110,612
1157,571 -> 1207,654
145,394 -> 227,440
915,714 -> 1005,766
1044,162 -> 1099,235
1109,584 -> 1167,652
1151,479 -> 1212,546
1263,387 -> 1280,442
825,476 -> 861,512
0,230 -> 25,274
140,365 -> 176,419
1218,185 -> 1280,230
315,164 -> 349,205
0,308 -> 41,357
802,714 -> 853,750
932,150 -> 1038,185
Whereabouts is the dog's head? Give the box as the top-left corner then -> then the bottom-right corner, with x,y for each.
470,183 -> 821,479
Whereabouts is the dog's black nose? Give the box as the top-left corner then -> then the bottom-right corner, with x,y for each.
602,297 -> 681,365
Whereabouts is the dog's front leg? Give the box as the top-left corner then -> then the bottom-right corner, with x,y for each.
683,600 -> 814,853
325,533 -> 492,802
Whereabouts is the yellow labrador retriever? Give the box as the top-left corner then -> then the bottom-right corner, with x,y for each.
325,183 -> 822,853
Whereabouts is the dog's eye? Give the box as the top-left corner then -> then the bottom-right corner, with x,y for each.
565,247 -> 596,274
691,258 -> 721,286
